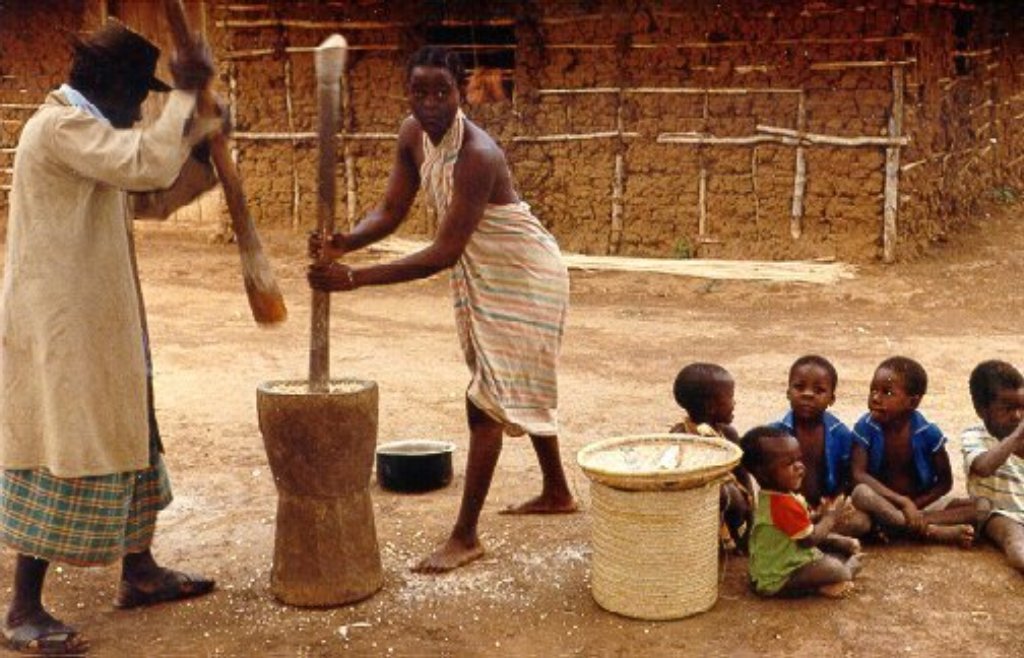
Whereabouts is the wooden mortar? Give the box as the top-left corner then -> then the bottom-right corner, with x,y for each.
257,379 -> 383,606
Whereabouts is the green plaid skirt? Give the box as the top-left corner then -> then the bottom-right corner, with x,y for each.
0,457 -> 173,566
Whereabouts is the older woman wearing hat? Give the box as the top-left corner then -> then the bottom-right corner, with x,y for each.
0,18 -> 224,655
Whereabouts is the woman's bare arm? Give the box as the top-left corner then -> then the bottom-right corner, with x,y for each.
339,118 -> 423,252
351,139 -> 500,287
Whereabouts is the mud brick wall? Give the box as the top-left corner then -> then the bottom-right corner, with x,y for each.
211,0 -> 1024,262
2,0 -> 1022,263
0,0 -> 94,225
902,3 -> 1024,250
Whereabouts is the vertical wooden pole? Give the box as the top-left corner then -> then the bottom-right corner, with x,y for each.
310,35 -> 348,391
199,0 -> 208,37
345,155 -> 356,230
790,92 -> 807,239
283,57 -> 301,228
698,163 -> 708,238
609,89 -> 624,255
698,91 -> 710,239
225,59 -> 239,237
883,67 -> 904,264
751,146 -> 760,229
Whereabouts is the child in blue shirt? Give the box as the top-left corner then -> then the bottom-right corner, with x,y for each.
850,356 -> 976,546
770,356 -> 855,509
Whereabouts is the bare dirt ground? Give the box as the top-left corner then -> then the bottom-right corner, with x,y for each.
1,197 -> 1023,657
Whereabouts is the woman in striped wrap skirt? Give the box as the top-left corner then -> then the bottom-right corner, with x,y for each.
308,46 -> 576,573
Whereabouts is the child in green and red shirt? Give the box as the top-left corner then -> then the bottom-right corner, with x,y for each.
741,426 -> 862,598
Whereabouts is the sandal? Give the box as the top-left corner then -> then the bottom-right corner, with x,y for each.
114,569 -> 215,609
2,613 -> 89,655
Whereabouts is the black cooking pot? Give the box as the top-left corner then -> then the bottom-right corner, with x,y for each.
375,440 -> 455,493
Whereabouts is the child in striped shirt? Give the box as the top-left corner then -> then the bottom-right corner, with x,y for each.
963,360 -> 1024,575
670,362 -> 753,553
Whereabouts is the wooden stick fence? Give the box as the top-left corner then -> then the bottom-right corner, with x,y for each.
883,67 -> 905,264
610,88 -> 625,254
194,0 -> 1024,264
282,57 -> 300,228
232,131 -> 396,141
792,93 -> 807,240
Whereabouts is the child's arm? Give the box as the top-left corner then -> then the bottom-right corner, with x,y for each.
796,496 -> 846,549
851,442 -> 926,530
912,447 -> 954,510
723,425 -> 755,500
969,419 -> 1024,477
851,442 -> 905,506
837,423 -> 857,496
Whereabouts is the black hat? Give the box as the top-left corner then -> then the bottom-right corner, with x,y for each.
73,18 -> 171,92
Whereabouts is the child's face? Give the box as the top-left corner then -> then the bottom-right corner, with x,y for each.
705,378 -> 735,426
760,434 -> 806,492
786,363 -> 836,421
868,366 -> 919,424
979,386 -> 1024,439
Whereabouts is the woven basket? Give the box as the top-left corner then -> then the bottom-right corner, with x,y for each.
576,434 -> 742,620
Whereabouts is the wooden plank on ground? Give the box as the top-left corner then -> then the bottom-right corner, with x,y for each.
370,237 -> 857,285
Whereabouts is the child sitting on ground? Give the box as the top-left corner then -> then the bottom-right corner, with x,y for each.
741,425 -> 862,598
849,356 -> 976,546
962,360 -> 1024,574
670,362 -> 753,552
769,355 -> 856,514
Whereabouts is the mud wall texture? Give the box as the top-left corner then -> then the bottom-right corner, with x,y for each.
2,0 -> 1022,263
0,0 -> 92,218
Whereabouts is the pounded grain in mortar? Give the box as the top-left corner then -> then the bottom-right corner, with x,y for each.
268,381 -> 367,394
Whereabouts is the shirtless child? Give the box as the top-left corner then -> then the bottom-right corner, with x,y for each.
849,356 -> 976,546
962,360 -> 1024,574
670,363 -> 753,552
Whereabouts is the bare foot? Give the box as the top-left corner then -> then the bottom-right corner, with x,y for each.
831,536 -> 862,556
411,537 -> 485,574
498,495 -> 578,515
845,554 -> 864,578
818,580 -> 855,599
924,523 -> 975,548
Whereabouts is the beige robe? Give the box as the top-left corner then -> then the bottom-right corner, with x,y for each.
0,90 -> 206,477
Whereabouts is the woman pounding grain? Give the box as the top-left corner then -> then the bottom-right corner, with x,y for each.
307,46 -> 577,573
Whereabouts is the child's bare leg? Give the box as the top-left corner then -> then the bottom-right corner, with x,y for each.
719,481 -> 751,552
984,515 -> 1024,574
922,498 -> 987,527
844,553 -> 863,578
821,533 -> 862,556
780,555 -> 855,598
851,485 -> 973,546
922,524 -> 975,547
832,505 -> 873,538
499,434 -> 577,514
413,401 -> 503,573
851,483 -> 906,527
